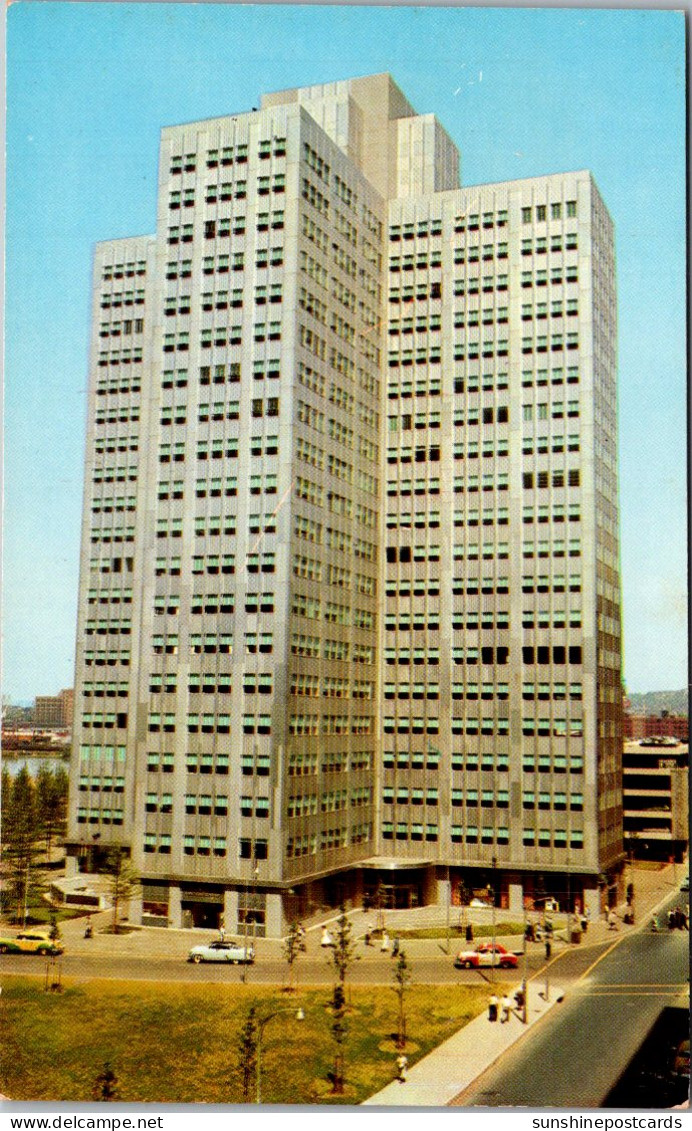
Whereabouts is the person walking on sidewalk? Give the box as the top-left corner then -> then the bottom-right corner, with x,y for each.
500,994 -> 513,1023
396,1054 -> 408,1082
488,994 -> 498,1022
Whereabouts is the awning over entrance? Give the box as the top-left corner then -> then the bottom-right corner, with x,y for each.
358,857 -> 433,871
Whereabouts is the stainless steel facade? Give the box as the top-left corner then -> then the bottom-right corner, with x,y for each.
68,75 -> 622,934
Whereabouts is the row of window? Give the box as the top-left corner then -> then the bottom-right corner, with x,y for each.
521,232 -> 578,253
99,291 -> 145,311
288,714 -> 374,736
521,538 -> 581,557
95,379 -> 141,399
522,202 -> 577,223
451,243 -> 508,265
287,750 -> 373,776
82,649 -> 131,666
289,635 -> 374,663
77,808 -> 124,825
286,824 -> 373,857
97,349 -> 143,367
521,609 -> 583,629
98,319 -> 144,338
290,675 -> 374,699
196,137 -> 287,172
522,333 -> 579,353
101,261 -> 147,281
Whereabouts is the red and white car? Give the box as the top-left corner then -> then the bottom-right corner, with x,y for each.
454,942 -> 519,970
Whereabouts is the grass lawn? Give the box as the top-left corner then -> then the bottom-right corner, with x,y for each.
1,974 -> 507,1105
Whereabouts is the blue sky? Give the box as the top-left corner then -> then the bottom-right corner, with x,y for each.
4,2 -> 687,701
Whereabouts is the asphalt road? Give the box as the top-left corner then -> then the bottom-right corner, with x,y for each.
0,946 -> 550,986
453,895 -> 690,1107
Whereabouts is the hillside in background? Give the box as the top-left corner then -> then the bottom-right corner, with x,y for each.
626,689 -> 689,717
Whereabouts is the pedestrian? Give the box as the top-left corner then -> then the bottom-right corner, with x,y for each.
465,922 -> 474,943
396,1054 -> 409,1082
84,918 -> 93,940
545,938 -> 551,960
392,937 -> 400,958
488,994 -> 498,1022
667,910 -> 675,931
500,994 -> 512,1023
580,914 -> 588,933
380,931 -> 390,953
321,927 -> 333,947
607,909 -> 618,931
364,930 -> 371,946
514,985 -> 525,1011
219,925 -> 225,941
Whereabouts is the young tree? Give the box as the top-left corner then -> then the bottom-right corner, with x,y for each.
330,903 -> 357,987
236,1007 -> 258,1102
92,1062 -> 119,1101
48,913 -> 61,944
105,847 -> 140,933
328,983 -> 348,1095
392,949 -> 412,1049
282,920 -> 306,991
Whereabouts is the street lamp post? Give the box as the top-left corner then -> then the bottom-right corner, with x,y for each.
490,855 -> 497,977
256,1007 -> 305,1104
445,864 -> 451,955
521,902 -> 529,1024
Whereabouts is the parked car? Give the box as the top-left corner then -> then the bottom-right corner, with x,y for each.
454,942 -> 519,969
187,939 -> 255,965
0,930 -> 64,956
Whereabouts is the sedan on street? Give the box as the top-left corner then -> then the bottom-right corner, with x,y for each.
0,930 -> 64,956
188,939 -> 255,964
454,942 -> 519,969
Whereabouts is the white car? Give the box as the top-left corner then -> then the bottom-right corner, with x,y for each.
188,939 -> 255,964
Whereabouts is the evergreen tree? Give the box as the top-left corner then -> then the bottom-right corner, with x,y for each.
35,764 -> 67,860
1,768 -> 42,923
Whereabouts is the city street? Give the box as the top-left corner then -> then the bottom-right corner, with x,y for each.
0,938 -> 548,986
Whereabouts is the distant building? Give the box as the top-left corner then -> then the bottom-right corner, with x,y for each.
624,713 -> 688,743
34,689 -> 74,730
623,740 -> 688,862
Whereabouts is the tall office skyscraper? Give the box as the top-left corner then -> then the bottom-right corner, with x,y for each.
67,75 -> 622,935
